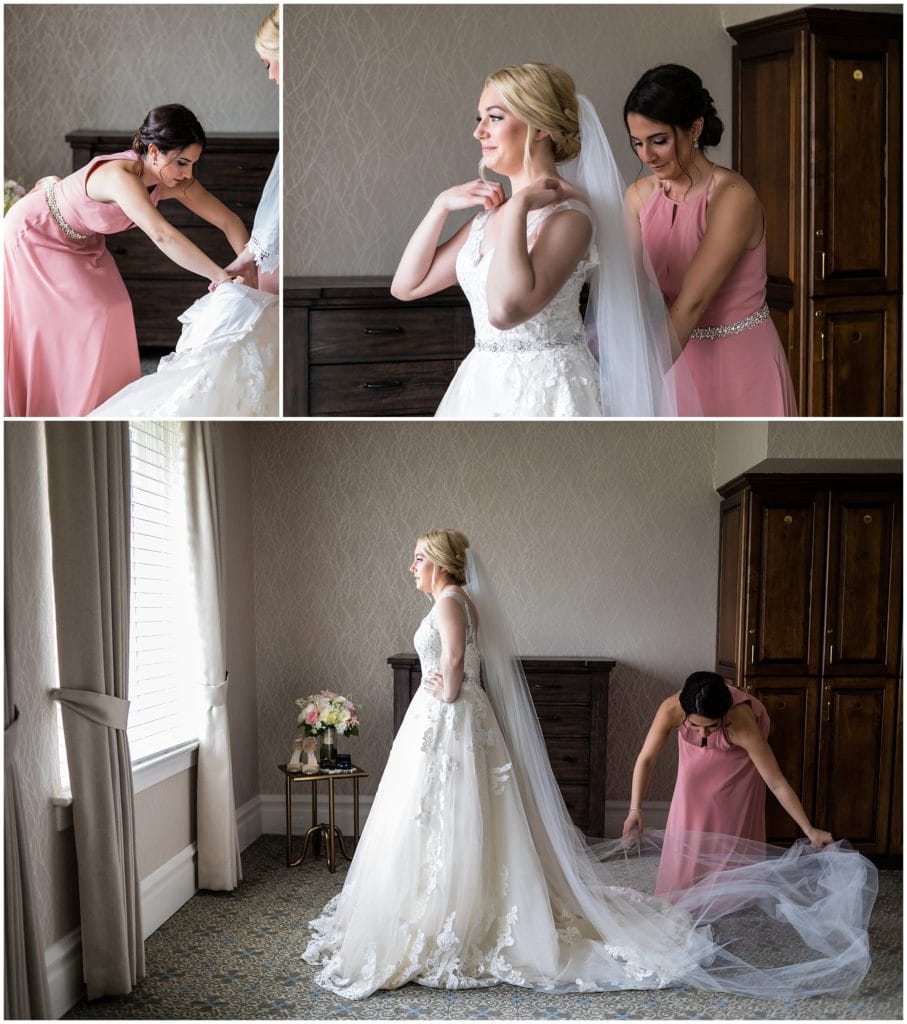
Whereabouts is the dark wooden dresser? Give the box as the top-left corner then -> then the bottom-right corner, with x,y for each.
67,130 -> 278,354
284,277 -> 472,416
388,654 -> 614,836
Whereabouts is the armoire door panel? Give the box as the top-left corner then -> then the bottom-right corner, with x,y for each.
746,491 -> 826,674
809,295 -> 899,417
716,493 -> 746,680
749,678 -> 819,843
815,678 -> 896,851
824,491 -> 901,676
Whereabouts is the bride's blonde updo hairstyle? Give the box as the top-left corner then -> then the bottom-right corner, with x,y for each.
418,529 -> 470,586
484,63 -> 581,178
256,5 -> 279,57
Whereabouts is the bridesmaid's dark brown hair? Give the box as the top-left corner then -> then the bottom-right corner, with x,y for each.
131,104 -> 207,155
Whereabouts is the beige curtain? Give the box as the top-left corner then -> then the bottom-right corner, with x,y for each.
45,422 -> 143,999
4,425 -> 52,1019
183,422 -> 241,890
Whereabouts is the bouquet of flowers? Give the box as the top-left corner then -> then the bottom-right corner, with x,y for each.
295,690 -> 359,737
4,179 -> 27,214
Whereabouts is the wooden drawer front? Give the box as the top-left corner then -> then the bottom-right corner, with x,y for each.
160,190 -> 263,228
544,737 -> 590,783
536,705 -> 591,738
309,308 -> 463,363
195,152 -> 275,187
526,672 -> 592,705
309,360 -> 458,416
109,225 -> 238,278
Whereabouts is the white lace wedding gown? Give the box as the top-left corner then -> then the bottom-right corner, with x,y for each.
303,587 -> 876,1002
435,200 -> 602,418
89,282 -> 277,417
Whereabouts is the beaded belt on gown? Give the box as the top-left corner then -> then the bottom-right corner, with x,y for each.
44,181 -> 88,240
688,302 -> 770,340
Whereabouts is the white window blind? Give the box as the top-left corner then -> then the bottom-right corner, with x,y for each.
127,421 -> 197,763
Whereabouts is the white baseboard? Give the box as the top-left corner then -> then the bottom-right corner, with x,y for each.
236,793 -> 264,851
45,926 -> 83,1020
140,842 -> 198,940
259,790 -> 375,838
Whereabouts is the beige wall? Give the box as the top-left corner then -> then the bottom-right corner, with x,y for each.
4,4 -> 276,186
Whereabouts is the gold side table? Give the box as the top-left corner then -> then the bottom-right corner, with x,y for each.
278,764 -> 368,872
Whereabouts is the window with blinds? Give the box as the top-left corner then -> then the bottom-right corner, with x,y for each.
127,421 -> 197,763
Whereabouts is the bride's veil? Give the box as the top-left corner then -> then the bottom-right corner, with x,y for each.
465,546 -> 877,998
559,96 -> 700,416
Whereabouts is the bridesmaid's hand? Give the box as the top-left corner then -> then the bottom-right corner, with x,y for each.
422,672 -> 445,701
622,808 -> 644,841
208,274 -> 246,293
434,179 -> 505,213
806,826 -> 834,849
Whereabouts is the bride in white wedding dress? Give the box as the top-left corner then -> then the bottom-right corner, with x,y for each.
303,529 -> 876,1001
391,65 -> 691,417
90,7 -> 280,419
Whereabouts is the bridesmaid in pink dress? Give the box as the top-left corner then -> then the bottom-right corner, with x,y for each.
623,672 -> 833,894
623,64 -> 797,416
4,104 -> 250,416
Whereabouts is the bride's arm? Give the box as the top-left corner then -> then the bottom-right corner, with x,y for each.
391,180 -> 504,301
485,178 -> 591,330
428,597 -> 468,703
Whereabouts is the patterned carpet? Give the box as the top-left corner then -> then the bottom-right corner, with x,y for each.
66,834 -> 902,1020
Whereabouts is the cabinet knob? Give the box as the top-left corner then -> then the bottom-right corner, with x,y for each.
853,69 -> 864,81
863,514 -> 873,524
851,331 -> 862,344
783,515 -> 793,524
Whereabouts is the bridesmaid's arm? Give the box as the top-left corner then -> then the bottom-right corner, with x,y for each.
485,179 -> 591,329
729,706 -> 834,848
169,179 -> 249,257
623,695 -> 680,839
430,596 -> 467,704
96,166 -> 232,286
668,180 -> 762,346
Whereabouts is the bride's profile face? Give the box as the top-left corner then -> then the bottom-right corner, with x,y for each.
258,51 -> 280,85
410,542 -> 435,594
474,85 -> 530,178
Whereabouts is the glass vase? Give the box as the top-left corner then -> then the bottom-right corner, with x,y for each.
319,726 -> 337,769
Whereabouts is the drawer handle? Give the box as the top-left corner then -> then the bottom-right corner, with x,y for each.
544,715 -> 561,722
362,326 -> 405,336
359,380 -> 403,390
110,246 -> 128,256
235,164 -> 271,173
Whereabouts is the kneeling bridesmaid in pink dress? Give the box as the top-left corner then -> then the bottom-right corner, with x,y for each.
623,671 -> 833,895
624,64 -> 797,417
4,104 -> 250,416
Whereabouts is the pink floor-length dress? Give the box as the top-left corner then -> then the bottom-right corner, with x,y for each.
4,151 -> 159,416
656,685 -> 771,895
640,174 -> 797,417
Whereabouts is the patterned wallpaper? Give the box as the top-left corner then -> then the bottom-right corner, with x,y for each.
283,3 -> 736,275
250,421 -> 724,808
4,4 -> 277,186
766,421 -> 903,461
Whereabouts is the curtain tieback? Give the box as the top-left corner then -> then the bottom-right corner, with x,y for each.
201,672 -> 229,709
50,688 -> 130,730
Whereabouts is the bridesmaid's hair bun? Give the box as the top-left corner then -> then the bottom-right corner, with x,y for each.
623,64 -> 725,150
418,529 -> 470,586
485,63 -> 581,167
680,671 -> 733,719
132,104 -> 207,156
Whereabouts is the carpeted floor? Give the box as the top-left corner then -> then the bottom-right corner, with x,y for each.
66,834 -> 902,1020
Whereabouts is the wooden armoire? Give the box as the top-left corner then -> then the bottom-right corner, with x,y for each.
730,9 -> 902,416
715,459 -> 901,857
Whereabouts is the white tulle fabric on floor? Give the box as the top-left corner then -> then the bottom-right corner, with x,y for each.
302,555 -> 877,1002
90,283 -> 278,418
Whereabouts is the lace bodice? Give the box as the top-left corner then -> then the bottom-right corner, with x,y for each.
413,588 -> 481,691
455,200 -> 598,355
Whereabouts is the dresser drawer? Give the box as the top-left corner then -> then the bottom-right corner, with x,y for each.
195,152 -> 276,187
109,226 -> 239,277
160,190 -> 262,228
526,673 -> 593,705
125,278 -> 207,348
309,307 -> 466,363
536,705 -> 592,738
544,737 -> 591,783
560,784 -> 591,827
309,360 -> 459,416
